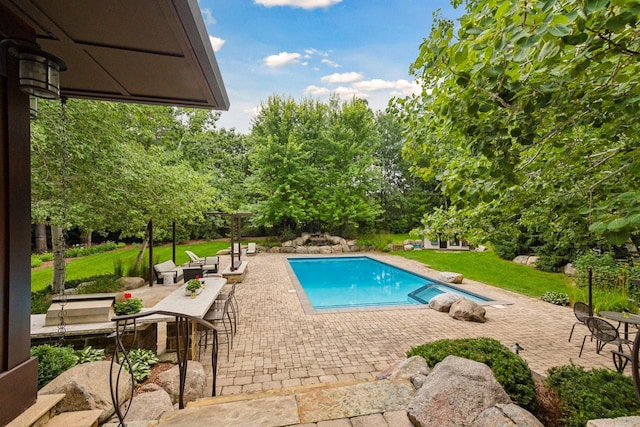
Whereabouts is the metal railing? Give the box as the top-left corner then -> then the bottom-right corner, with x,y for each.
109,310 -> 218,427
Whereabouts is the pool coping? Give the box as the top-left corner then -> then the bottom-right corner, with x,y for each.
285,253 -> 511,315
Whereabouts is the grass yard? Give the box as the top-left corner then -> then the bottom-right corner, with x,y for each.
31,240 -> 233,292
396,249 -> 572,298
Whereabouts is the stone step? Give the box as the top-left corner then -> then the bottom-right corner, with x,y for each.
6,393 -> 65,427
157,378 -> 415,426
46,409 -> 103,427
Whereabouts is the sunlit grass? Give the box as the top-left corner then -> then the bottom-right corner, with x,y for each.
31,240 -> 232,292
395,249 -> 572,298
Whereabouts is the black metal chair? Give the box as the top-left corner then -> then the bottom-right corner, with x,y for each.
109,310 -> 219,427
201,292 -> 235,360
579,316 -> 632,372
568,302 -> 591,342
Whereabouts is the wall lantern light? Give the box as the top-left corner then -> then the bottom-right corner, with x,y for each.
2,39 -> 67,100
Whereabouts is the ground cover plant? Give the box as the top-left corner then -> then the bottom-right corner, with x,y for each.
545,364 -> 640,427
407,337 -> 537,411
396,249 -> 571,298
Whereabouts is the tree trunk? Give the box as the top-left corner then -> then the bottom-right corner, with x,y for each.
81,229 -> 92,247
135,227 -> 150,271
35,222 -> 48,254
51,226 -> 66,293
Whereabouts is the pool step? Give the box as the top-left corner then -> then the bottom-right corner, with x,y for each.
156,378 -> 416,426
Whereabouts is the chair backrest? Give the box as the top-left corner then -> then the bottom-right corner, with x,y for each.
247,242 -> 256,251
185,250 -> 200,262
586,317 -> 619,343
574,302 -> 591,323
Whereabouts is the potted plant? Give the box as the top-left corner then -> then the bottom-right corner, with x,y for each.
185,279 -> 203,297
114,293 -> 143,315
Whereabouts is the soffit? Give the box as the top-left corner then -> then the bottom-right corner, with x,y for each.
1,0 -> 229,110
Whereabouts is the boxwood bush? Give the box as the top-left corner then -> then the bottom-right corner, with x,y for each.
546,364 -> 640,427
30,344 -> 79,389
407,337 -> 537,410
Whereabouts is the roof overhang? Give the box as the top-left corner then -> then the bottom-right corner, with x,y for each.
0,0 -> 229,110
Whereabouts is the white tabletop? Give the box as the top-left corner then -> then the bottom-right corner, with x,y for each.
152,277 -> 226,318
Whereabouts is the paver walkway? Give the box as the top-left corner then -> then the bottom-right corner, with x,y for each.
189,251 -> 618,396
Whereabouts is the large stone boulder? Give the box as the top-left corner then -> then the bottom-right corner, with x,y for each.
119,276 -> 146,290
269,247 -> 281,253
429,293 -> 463,312
563,263 -> 577,276
281,246 -> 296,254
404,244 -> 414,251
407,356 -> 511,427
295,246 -> 309,254
349,245 -> 360,252
526,256 -> 540,267
331,245 -> 343,253
319,246 -> 332,254
438,272 -> 463,284
121,384 -> 174,422
471,403 -> 543,426
377,356 -> 429,382
157,361 -> 207,405
39,360 -> 132,424
513,255 -> 529,265
449,299 -> 486,323
307,246 -> 321,254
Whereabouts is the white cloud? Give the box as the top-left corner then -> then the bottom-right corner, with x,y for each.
263,52 -> 302,68
321,72 -> 363,84
209,36 -> 225,52
254,0 -> 342,10
321,58 -> 340,68
200,7 -> 217,25
353,78 -> 420,95
305,48 -> 328,57
304,85 -> 331,96
333,86 -> 367,99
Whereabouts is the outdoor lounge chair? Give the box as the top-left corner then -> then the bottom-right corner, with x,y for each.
568,302 -> 591,342
246,242 -> 256,256
202,256 -> 220,275
185,250 -> 204,265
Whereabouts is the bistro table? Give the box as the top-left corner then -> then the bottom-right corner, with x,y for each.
153,277 -> 226,359
600,311 -> 640,340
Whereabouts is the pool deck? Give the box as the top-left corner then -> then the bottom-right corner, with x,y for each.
173,251 -> 620,396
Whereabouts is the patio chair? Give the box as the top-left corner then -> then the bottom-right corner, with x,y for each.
200,293 -> 235,360
215,282 -> 239,334
202,256 -> 220,275
185,250 -> 204,265
568,302 -> 591,342
579,317 -> 632,362
247,242 -> 256,256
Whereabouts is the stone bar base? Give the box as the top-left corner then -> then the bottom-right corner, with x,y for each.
221,261 -> 248,284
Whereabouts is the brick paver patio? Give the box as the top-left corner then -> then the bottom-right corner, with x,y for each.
203,252 -> 618,396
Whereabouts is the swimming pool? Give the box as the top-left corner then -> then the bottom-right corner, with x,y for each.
287,256 -> 491,310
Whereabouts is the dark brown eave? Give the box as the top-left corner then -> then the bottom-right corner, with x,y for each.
0,0 -> 229,110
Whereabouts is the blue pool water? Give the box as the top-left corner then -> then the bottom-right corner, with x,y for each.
288,256 -> 490,310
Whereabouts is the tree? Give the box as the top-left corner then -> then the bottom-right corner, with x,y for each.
397,0 -> 640,264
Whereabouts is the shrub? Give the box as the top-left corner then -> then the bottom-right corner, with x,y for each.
123,349 -> 159,384
114,297 -> 143,315
31,255 -> 43,268
31,288 -> 52,314
406,337 -> 537,410
356,234 -> 391,251
40,252 -> 54,262
113,258 -> 124,277
545,364 -> 640,427
75,346 -> 105,364
73,274 -> 123,293
30,344 -> 78,389
541,291 -> 569,306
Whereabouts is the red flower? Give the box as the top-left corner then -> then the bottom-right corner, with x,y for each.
124,292 -> 132,299
195,275 -> 200,280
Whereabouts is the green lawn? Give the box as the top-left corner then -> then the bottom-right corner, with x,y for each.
395,249 -> 573,298
31,240 -> 233,292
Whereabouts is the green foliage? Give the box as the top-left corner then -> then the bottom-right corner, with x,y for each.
114,297 -> 143,315
572,251 -> 640,303
64,241 -> 120,258
31,255 -> 43,268
113,258 -> 124,277
541,291 -> 569,306
122,349 -> 159,384
75,346 -> 106,364
40,252 -> 54,261
185,279 -> 203,292
407,338 -> 536,410
30,344 -> 79,389
545,365 -> 640,427
30,288 -> 53,314
397,0 -> 640,261
356,234 -> 392,251
74,274 -> 124,294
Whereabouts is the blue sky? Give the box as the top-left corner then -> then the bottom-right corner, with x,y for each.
198,0 -> 459,133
